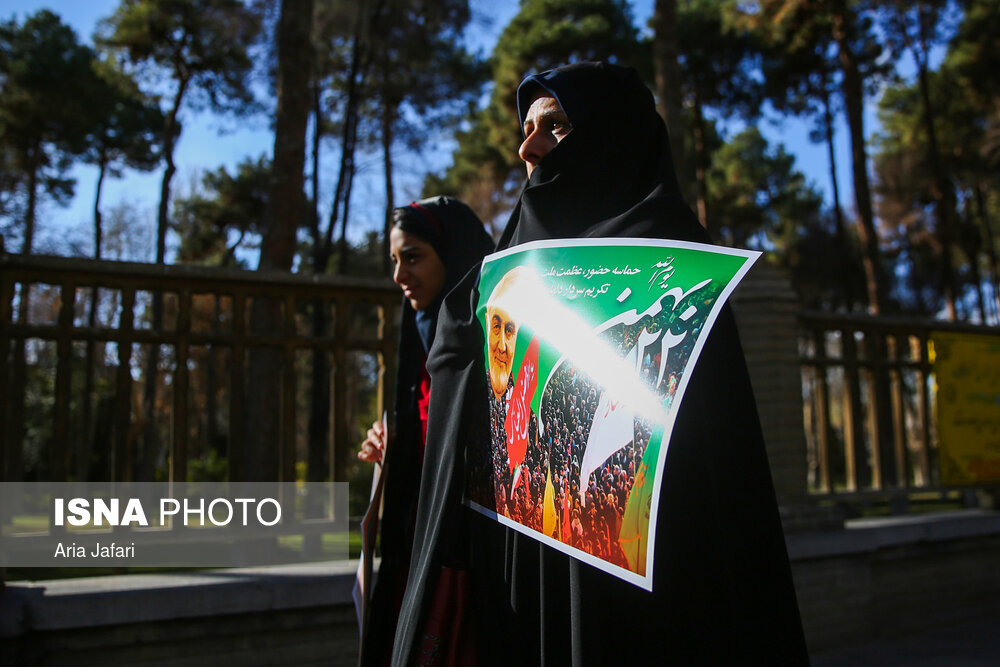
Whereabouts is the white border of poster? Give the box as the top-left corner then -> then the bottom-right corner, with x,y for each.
464,237 -> 760,591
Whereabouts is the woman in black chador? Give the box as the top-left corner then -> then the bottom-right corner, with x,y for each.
357,196 -> 493,666
392,62 -> 809,665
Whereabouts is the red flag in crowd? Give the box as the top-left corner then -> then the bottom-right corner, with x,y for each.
504,335 -> 540,472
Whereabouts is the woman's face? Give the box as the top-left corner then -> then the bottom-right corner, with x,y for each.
390,227 -> 446,311
519,94 -> 573,177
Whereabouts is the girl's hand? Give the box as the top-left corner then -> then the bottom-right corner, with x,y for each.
357,420 -> 386,464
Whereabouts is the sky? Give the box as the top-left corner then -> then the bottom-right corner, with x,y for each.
2,0 -> 860,261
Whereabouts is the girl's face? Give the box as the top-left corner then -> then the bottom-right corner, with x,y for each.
389,227 -> 446,311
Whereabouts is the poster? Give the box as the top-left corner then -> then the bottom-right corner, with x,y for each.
931,331 -> 1000,485
465,237 -> 759,590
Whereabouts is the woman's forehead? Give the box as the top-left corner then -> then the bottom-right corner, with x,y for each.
389,227 -> 433,251
523,94 -> 566,123
518,78 -> 567,127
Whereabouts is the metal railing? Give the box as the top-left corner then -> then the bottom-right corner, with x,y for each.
799,310 -> 999,509
0,252 -> 400,485
7,251 -> 996,511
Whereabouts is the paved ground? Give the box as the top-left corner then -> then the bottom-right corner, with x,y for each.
811,615 -> 1000,666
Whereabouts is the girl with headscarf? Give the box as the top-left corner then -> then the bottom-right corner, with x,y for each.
392,63 -> 808,665
357,196 -> 493,666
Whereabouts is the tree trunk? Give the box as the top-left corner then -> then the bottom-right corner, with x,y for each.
156,81 -> 186,266
258,0 -> 312,273
305,71 -> 331,485
832,0 -> 884,314
970,249 -> 987,323
23,145 -> 38,255
93,158 -> 106,260
822,78 -> 854,310
831,1 -> 895,490
974,183 -> 1000,325
911,25 -> 958,320
382,100 -> 395,277
337,147 -> 358,274
245,0 -> 314,482
329,0 -> 387,277
651,0 -> 695,205
327,9 -> 367,277
141,78 -> 187,481
306,79 -> 326,272
80,159 -> 108,480
311,77 -> 322,251
691,94 -> 710,235
8,144 -> 39,481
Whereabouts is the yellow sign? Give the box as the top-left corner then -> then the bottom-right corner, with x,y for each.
931,331 -> 1000,485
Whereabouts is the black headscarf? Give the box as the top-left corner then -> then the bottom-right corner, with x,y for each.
393,196 -> 492,353
359,196 -> 492,667
392,63 -> 808,666
501,60 -> 705,248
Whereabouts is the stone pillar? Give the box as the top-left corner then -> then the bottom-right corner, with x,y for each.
731,260 -> 842,532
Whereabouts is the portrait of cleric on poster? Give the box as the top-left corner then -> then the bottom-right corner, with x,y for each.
464,236 -> 759,590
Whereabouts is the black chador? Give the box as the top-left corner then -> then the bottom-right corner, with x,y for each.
392,62 -> 809,666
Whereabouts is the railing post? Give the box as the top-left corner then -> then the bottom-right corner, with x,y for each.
332,299 -> 348,483
52,281 -> 75,481
282,294 -> 297,485
869,332 -> 899,493
114,288 -> 135,482
889,334 -> 909,489
841,329 -> 871,491
173,289 -> 191,483
811,329 -> 832,493
8,281 -> 29,483
918,332 -> 935,485
0,260 -> 11,482
230,290 -> 246,481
